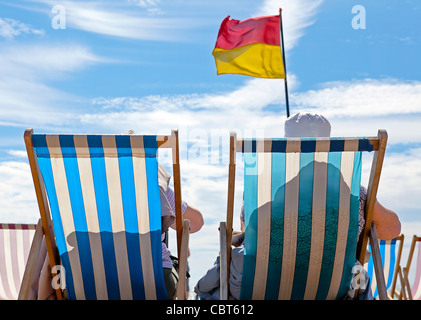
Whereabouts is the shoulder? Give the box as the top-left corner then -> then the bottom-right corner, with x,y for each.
158,163 -> 171,189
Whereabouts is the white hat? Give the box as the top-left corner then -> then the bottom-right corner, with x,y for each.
284,112 -> 331,138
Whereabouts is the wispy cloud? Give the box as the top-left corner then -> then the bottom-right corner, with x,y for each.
128,0 -> 163,15
81,73 -> 301,138
377,147 -> 421,210
292,78 -> 421,118
0,44 -> 103,76
128,0 -> 160,7
0,17 -> 44,39
28,0 -> 199,41
0,161 -> 39,223
79,77 -> 421,138
0,44 -> 103,127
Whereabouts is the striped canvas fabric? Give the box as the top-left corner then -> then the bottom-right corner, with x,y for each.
366,238 -> 399,299
239,137 -> 371,300
410,239 -> 421,300
0,224 -> 36,300
31,134 -> 167,300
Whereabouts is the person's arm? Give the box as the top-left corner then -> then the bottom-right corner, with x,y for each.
372,201 -> 401,240
194,257 -> 221,300
181,205 -> 204,234
165,186 -> 204,234
170,205 -> 203,234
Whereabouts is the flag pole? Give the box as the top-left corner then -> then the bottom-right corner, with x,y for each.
279,8 -> 290,117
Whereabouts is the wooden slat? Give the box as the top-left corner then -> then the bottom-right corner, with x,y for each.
225,132 -> 237,289
176,220 -> 190,300
219,222 -> 228,300
405,235 -> 420,271
390,234 -> 404,299
171,129 -> 183,260
357,130 -> 387,264
399,235 -> 421,300
24,129 -> 63,300
370,223 -> 388,300
403,267 -> 413,300
398,267 -> 407,300
156,135 -> 171,148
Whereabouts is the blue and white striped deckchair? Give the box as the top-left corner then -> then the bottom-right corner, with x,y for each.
365,235 -> 404,299
220,130 -> 388,300
24,129 -> 189,300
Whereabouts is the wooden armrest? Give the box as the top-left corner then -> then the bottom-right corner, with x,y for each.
219,222 -> 228,300
176,220 -> 190,300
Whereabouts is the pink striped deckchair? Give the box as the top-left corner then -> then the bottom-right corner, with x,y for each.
400,235 -> 421,300
0,223 -> 37,300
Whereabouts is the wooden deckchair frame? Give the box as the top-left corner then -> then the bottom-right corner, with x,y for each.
388,234 -> 404,299
18,219 -> 44,300
23,128 -> 189,300
220,129 -> 388,300
399,235 -> 421,300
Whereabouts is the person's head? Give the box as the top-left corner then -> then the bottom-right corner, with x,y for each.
284,112 -> 331,138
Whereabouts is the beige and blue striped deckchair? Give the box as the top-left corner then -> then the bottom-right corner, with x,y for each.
0,223 -> 37,300
400,235 -> 421,300
24,129 -> 189,300
365,235 -> 404,299
220,130 -> 388,300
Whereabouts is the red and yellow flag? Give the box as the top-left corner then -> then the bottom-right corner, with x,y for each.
212,15 -> 285,79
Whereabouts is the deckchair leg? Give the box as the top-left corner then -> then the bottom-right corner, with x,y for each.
397,267 -> 407,300
370,223 -> 388,300
390,235 -> 404,299
176,220 -> 190,300
219,222 -> 228,300
18,219 -> 44,300
402,267 -> 413,300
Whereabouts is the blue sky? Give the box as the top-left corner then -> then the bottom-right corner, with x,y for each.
1,0 -> 420,296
